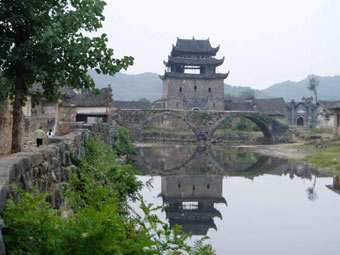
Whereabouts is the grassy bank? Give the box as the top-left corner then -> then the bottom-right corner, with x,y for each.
213,129 -> 263,139
303,141 -> 340,173
3,137 -> 215,255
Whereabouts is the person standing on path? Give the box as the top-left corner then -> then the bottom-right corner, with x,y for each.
47,129 -> 54,138
34,127 -> 45,147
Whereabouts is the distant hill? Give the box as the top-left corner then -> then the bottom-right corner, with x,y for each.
263,75 -> 340,101
88,70 -> 340,102
224,84 -> 270,99
88,70 -> 162,102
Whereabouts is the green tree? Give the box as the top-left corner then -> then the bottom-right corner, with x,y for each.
308,77 -> 319,104
0,0 -> 133,153
138,97 -> 150,103
239,89 -> 255,100
114,126 -> 135,156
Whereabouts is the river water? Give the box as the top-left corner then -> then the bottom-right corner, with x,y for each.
130,145 -> 340,255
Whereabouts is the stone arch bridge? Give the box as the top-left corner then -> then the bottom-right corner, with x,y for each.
111,109 -> 289,144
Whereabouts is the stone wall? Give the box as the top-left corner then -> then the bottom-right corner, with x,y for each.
147,114 -> 191,131
317,114 -> 334,130
58,106 -> 77,135
70,122 -> 117,147
0,128 -> 94,254
0,101 -> 13,156
163,77 -> 224,110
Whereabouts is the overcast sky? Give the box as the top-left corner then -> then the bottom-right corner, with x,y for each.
98,0 -> 340,89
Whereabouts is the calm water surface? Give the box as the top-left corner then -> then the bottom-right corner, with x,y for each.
131,145 -> 340,255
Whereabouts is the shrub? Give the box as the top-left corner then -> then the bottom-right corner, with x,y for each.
114,126 -> 136,156
3,138 -> 215,255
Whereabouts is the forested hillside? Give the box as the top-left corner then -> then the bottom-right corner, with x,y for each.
89,70 -> 340,102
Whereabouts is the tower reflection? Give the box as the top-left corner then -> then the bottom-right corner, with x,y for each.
160,175 -> 226,235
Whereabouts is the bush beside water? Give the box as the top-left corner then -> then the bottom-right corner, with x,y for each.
3,137 -> 215,255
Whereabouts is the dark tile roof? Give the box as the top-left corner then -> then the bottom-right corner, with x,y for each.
225,102 -> 255,111
29,84 -> 77,99
160,72 -> 229,80
59,87 -> 77,99
60,87 -> 112,107
330,101 -> 340,109
174,38 -> 217,53
112,100 -> 151,110
253,98 -> 286,116
319,100 -> 340,109
165,57 -> 224,67
152,99 -> 165,109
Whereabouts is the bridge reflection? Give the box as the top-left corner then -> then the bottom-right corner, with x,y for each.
135,146 -> 318,179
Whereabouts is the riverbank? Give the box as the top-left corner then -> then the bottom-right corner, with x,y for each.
237,138 -> 340,174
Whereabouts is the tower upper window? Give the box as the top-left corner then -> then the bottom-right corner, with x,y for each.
208,87 -> 211,93
194,85 -> 197,91
179,87 -> 182,92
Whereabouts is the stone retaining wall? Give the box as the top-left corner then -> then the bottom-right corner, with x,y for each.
0,128 -> 96,254
70,122 -> 117,147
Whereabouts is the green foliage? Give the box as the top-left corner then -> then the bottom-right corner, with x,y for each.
308,77 -> 319,103
232,119 -> 260,132
311,127 -> 332,134
304,144 -> 340,172
138,97 -> 151,103
276,118 -> 289,126
75,137 -> 141,202
3,138 -> 215,254
239,89 -> 255,100
0,0 -> 133,102
3,189 -> 62,255
114,126 -> 136,156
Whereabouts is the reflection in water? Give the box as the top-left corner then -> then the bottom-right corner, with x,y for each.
134,145 -> 324,235
306,175 -> 318,201
135,145 -> 318,180
160,175 -> 226,235
131,145 -> 340,254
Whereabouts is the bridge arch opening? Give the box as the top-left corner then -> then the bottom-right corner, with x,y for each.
210,115 -> 273,143
141,113 -> 196,140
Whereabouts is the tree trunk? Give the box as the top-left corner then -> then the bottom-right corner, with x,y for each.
314,91 -> 318,105
11,69 -> 25,153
